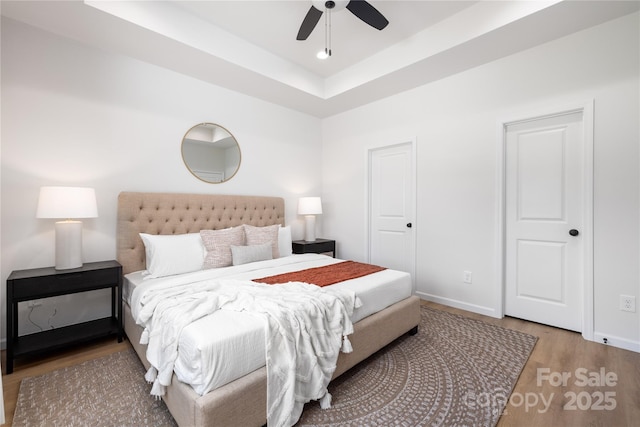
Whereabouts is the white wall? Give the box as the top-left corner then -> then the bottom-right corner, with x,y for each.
0,18 -> 322,341
2,11 -> 638,354
322,13 -> 640,350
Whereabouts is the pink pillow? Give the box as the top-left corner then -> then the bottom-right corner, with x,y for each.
243,224 -> 280,259
200,227 -> 245,268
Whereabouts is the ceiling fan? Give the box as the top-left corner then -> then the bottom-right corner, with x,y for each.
296,0 -> 389,41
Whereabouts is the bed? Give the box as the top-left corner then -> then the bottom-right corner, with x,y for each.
116,192 -> 421,427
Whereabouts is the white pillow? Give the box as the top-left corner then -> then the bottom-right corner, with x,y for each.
278,225 -> 292,257
231,243 -> 273,266
139,233 -> 205,278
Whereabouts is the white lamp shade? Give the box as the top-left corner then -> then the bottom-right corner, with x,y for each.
36,187 -> 98,219
298,197 -> 322,215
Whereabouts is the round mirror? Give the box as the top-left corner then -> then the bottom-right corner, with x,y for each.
181,123 -> 241,183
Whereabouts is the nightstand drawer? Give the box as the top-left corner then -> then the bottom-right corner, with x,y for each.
12,268 -> 119,299
305,240 -> 334,253
292,238 -> 336,257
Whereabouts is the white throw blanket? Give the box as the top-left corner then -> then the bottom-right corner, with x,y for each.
133,278 -> 361,427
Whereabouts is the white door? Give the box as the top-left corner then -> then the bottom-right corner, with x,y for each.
368,143 -> 415,281
505,111 -> 584,332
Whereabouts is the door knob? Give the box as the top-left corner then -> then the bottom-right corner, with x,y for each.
569,229 -> 579,236
406,223 -> 412,228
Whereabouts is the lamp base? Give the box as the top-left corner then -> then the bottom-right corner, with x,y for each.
55,220 -> 83,270
304,215 -> 317,242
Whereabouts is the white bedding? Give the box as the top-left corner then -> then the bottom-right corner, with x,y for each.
125,253 -> 412,396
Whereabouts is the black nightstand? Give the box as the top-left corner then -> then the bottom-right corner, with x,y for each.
5,260 -> 123,374
292,238 -> 336,258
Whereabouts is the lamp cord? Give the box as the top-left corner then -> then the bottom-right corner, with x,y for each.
27,306 -> 43,332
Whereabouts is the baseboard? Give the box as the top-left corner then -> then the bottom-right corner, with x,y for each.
593,331 -> 640,353
418,293 -> 640,354
416,291 -> 498,318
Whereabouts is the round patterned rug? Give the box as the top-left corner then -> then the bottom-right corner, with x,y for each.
296,306 -> 537,426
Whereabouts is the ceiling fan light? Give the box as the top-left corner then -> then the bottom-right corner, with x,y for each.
317,49 -> 329,59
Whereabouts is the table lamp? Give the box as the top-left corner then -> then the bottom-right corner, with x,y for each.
298,197 -> 322,242
36,186 -> 98,270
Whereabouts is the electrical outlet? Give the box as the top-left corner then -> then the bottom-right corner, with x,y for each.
27,299 -> 43,308
620,295 -> 636,312
463,271 -> 472,284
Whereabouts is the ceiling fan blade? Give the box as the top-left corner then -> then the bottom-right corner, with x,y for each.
346,0 -> 389,31
297,6 -> 324,40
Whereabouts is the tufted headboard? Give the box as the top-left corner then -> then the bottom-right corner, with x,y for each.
116,192 -> 285,275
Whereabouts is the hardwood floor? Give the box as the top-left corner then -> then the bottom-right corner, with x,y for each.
1,301 -> 638,426
421,301 -> 640,427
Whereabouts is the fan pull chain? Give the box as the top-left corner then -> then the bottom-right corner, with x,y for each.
323,6 -> 332,57
324,7 -> 328,57
328,8 -> 332,56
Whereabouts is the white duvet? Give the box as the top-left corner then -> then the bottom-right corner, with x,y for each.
133,275 -> 359,427
127,254 -> 412,425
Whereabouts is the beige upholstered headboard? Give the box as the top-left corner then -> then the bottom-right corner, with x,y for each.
116,192 -> 285,275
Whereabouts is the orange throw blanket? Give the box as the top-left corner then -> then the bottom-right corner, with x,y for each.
253,261 -> 387,288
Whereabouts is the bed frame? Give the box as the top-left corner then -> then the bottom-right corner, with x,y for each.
116,192 -> 421,427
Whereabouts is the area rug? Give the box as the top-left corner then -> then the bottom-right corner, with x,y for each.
297,307 -> 537,426
13,306 -> 537,427
12,350 -> 177,427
